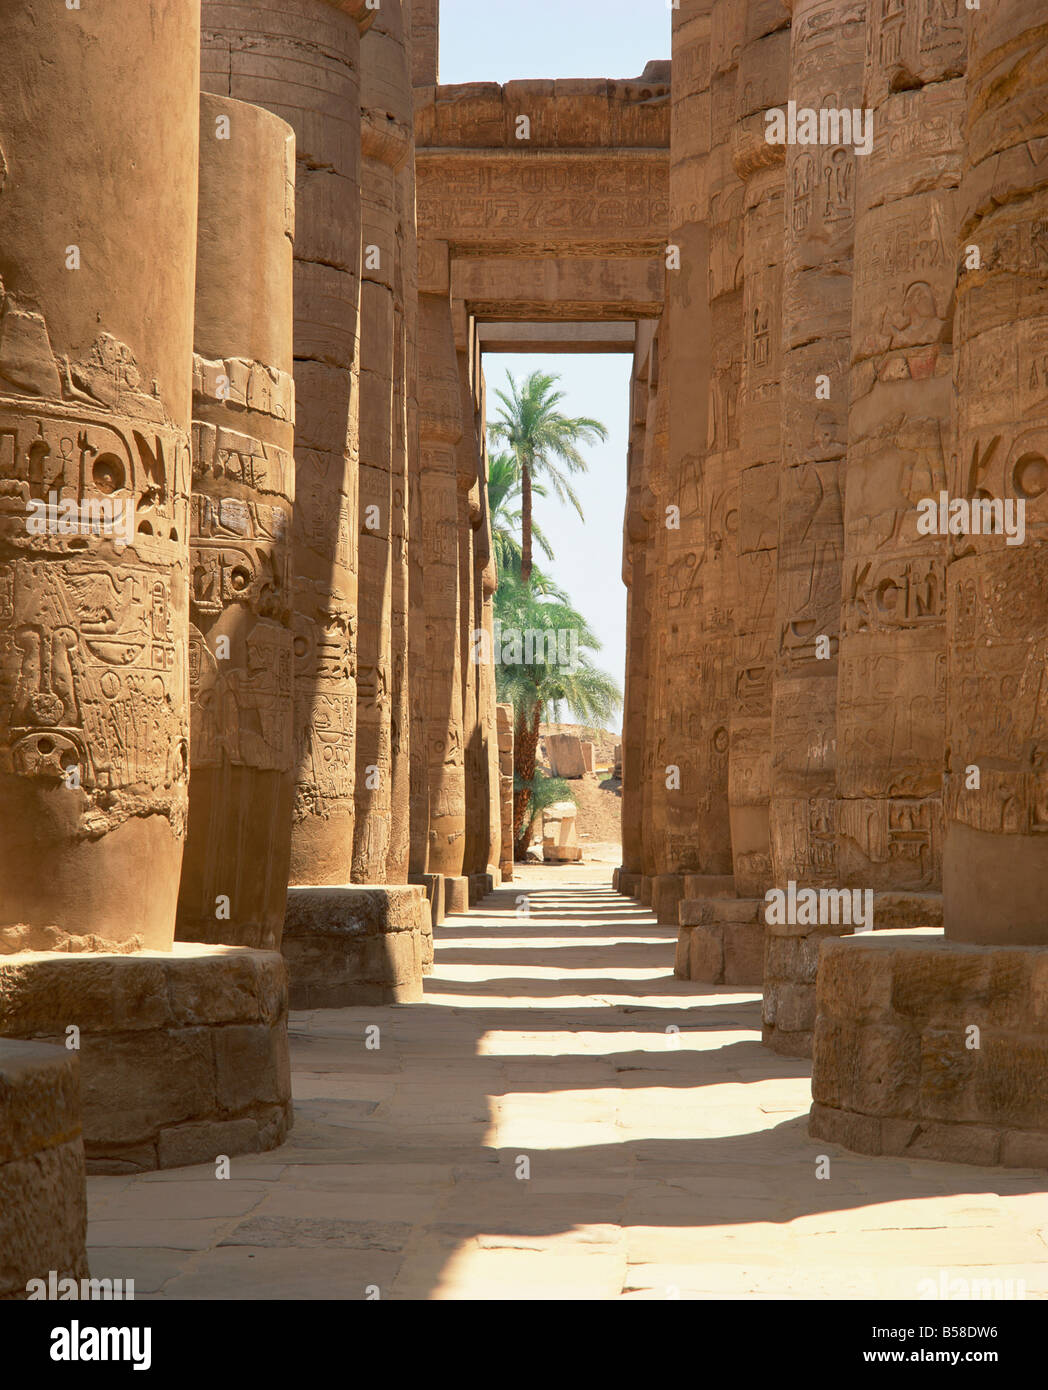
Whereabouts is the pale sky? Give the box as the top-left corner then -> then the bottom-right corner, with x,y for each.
438,0 -> 671,86
441,2 -> 671,701
484,354 -> 631,700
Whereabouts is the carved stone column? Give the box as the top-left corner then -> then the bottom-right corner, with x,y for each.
0,2 -> 196,947
679,0 -> 790,985
0,3 -> 291,1171
202,1 -> 428,1004
176,95 -> 297,952
944,0 -> 1048,945
618,325 -> 657,895
478,439 -> 503,892
418,244 -> 468,913
763,0 -> 866,1056
355,1 -> 414,884
809,0 -> 1048,1169
497,702 -> 515,883
674,0 -> 746,943
653,0 -> 741,928
641,328 -> 671,908
387,122 -> 418,887
835,0 -> 965,921
203,0 -> 369,884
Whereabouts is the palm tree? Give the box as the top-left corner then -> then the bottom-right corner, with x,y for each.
494,571 -> 621,859
488,371 -> 608,582
486,452 -> 565,598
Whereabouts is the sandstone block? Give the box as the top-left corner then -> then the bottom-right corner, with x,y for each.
283,884 -> 427,1008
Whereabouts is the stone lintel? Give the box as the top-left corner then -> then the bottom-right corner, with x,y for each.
416,148 -> 669,254
478,321 -> 636,353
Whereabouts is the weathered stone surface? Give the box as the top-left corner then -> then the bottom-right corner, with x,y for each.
203,0 -> 373,891
496,703 -> 515,881
283,883 -> 428,1007
0,0 -> 200,948
356,3 -> 414,886
0,948 -> 290,1171
811,933 -> 1048,1168
0,1040 -> 88,1298
546,734 -> 588,779
177,94 -> 297,952
444,876 -> 470,915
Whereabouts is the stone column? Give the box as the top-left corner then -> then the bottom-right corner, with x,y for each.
641,328 -> 671,907
729,5 -> 788,906
809,0 -> 1048,1171
354,3 -> 414,884
202,0 -> 373,888
461,340 -> 498,901
202,1 -> 428,1005
944,0 -> 1048,945
674,0 -> 745,938
0,1 -> 197,948
418,246 -> 469,913
651,0 -> 737,926
478,438 -> 503,891
387,129 -> 417,887
400,65 -> 434,910
497,702 -> 515,883
835,0 -> 966,923
618,326 -> 657,895
762,0 -> 866,1056
409,0 -> 439,88
459,366 -> 483,894
0,2 -> 291,1170
679,0 -> 789,986
176,95 -> 297,952
387,287 -> 412,884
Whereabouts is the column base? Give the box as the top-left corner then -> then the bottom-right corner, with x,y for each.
762,891 -> 945,1057
676,898 -> 764,985
811,930 -> 1048,1168
444,875 -> 470,915
0,1039 -> 89,1297
637,875 -> 653,906
284,884 -> 429,1007
651,874 -> 685,924
0,946 -> 292,1174
410,873 -> 445,938
615,869 -> 643,898
468,872 -> 494,906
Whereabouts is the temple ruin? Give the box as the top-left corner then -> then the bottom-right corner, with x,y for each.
3,0 -> 1048,1302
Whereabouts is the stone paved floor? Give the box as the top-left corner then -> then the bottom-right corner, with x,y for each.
87,869 -> 1048,1299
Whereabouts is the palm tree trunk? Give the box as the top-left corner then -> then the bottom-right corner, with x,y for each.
520,463 -> 533,583
512,701 -> 542,860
